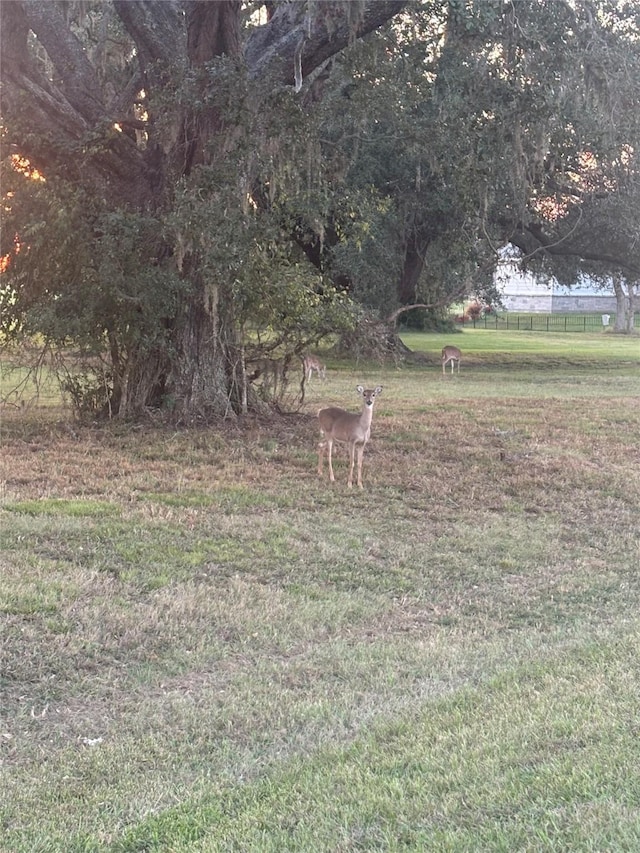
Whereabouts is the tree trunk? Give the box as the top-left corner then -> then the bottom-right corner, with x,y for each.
630,283 -> 639,333
612,274 -> 637,334
399,229 -> 429,305
167,280 -> 236,421
121,347 -> 170,418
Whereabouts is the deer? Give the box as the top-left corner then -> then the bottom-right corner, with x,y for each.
248,357 -> 285,395
302,354 -> 326,382
317,385 -> 383,489
441,345 -> 461,375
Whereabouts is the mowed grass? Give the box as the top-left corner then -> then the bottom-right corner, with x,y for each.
402,327 -> 639,369
1,331 -> 639,851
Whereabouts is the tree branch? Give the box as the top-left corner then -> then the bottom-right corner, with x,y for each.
112,0 -> 185,74
245,0 -> 408,87
509,224 -> 640,279
21,0 -> 107,125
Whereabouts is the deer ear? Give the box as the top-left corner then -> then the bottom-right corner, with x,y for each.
356,385 -> 364,394
375,386 -> 383,394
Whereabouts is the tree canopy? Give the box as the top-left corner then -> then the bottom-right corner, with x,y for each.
2,1 -> 639,419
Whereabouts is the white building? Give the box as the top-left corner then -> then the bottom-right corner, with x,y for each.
495,254 -> 617,313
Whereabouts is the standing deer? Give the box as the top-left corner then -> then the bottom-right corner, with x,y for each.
441,345 -> 461,375
317,385 -> 383,489
302,354 -> 326,382
248,357 -> 285,395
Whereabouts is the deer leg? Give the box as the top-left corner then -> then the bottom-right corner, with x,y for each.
317,440 -> 326,476
327,439 -> 336,482
347,442 -> 356,488
356,443 -> 365,489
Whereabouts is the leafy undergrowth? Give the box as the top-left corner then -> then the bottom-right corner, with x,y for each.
1,355 -> 639,851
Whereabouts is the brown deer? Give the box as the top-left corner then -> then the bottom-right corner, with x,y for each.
302,354 -> 326,382
441,345 -> 461,375
317,385 -> 383,488
248,357 -> 284,385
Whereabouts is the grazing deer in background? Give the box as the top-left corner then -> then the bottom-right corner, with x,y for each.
441,345 -> 461,375
302,354 -> 326,382
248,357 -> 286,395
317,385 -> 383,489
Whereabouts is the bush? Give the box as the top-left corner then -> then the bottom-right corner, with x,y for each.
399,308 -> 456,333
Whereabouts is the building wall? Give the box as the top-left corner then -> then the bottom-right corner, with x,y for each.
501,293 -> 553,312
551,294 -> 617,312
496,262 -> 554,312
496,258 -> 617,313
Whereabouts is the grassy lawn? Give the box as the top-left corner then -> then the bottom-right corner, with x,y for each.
1,331 -> 640,851
402,327 -> 639,363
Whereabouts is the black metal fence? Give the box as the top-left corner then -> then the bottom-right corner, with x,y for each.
460,313 -> 626,332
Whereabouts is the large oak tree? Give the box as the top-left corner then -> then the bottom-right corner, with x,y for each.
1,0 -> 406,419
